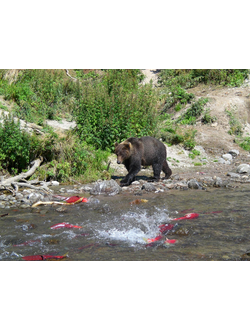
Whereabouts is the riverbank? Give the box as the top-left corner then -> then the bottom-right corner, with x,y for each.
1,148 -> 250,210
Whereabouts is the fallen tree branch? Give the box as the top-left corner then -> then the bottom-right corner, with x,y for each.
11,182 -> 52,193
0,157 -> 43,187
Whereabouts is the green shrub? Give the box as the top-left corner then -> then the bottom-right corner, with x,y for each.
236,137 -> 250,151
74,70 -> 159,150
177,98 -> 209,125
0,115 -> 30,173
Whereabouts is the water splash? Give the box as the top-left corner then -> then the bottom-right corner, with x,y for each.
95,208 -> 170,246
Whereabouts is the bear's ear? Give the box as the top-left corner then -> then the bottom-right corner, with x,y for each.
123,142 -> 132,150
115,142 -> 119,148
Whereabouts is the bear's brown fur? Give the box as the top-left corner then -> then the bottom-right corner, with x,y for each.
115,136 -> 172,186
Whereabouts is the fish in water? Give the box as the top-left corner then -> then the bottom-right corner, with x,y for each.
146,213 -> 199,246
171,213 -> 199,221
13,239 -> 41,247
32,197 -> 88,207
22,254 -> 67,261
144,235 -> 163,244
159,223 -> 174,234
52,195 -> 88,203
50,222 -> 82,229
164,239 -> 177,244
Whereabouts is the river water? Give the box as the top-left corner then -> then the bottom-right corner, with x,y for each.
1,186 -> 250,261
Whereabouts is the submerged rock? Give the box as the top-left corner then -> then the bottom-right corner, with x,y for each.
90,179 -> 121,195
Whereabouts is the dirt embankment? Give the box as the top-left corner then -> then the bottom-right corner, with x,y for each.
111,70 -> 250,182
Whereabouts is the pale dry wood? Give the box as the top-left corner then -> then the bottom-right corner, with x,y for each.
0,157 -> 43,187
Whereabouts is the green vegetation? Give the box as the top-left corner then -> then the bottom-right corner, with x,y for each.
225,106 -> 243,136
158,69 -> 249,88
0,115 -> 30,174
189,149 -> 200,159
74,70 -> 158,150
0,69 -> 249,182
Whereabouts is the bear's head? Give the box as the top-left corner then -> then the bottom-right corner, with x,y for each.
115,141 -> 132,164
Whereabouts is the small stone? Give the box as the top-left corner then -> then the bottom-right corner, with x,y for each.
222,154 -> 233,161
165,184 -> 175,189
187,179 -> 202,189
226,172 -> 241,178
141,183 -> 157,192
131,181 -> 140,185
90,179 -> 121,195
228,149 -> 239,157
236,164 -> 250,174
214,177 -> 223,187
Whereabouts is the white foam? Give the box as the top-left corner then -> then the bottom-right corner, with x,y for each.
95,208 -> 170,246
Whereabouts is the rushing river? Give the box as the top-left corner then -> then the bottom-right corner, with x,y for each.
1,186 -> 250,261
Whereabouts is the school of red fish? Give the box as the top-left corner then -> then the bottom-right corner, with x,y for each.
14,195 -> 206,260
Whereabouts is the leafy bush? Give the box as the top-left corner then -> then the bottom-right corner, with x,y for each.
31,134 -> 110,183
0,115 -> 30,173
74,70 -> 158,150
236,137 -> 250,151
0,70 -> 79,124
177,98 -> 209,125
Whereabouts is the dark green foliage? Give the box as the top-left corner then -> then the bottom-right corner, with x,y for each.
0,115 -> 30,173
74,70 -> 158,150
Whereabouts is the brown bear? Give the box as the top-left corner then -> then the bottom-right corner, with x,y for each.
114,136 -> 172,186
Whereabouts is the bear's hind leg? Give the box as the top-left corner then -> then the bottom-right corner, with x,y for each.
162,160 -> 172,179
150,163 -> 162,182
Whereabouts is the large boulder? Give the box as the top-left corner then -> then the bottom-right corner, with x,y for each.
90,179 -> 121,196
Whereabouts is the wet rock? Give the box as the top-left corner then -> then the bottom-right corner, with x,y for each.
236,164 -> 250,174
0,201 -> 6,208
0,194 -> 8,201
80,185 -> 93,192
202,176 -> 215,187
15,193 -> 24,200
176,183 -> 189,190
164,183 -> 175,189
141,183 -> 157,192
187,179 -> 202,189
20,204 -> 30,209
213,177 -> 223,187
90,179 -> 121,195
56,206 -> 67,212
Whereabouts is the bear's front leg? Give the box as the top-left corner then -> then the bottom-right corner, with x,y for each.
120,163 -> 141,186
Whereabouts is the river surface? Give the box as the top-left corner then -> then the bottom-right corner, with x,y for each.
1,186 -> 250,261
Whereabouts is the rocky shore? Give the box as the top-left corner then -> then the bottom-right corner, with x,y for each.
1,145 -> 250,210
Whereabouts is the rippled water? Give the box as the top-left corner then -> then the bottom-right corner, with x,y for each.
1,186 -> 250,261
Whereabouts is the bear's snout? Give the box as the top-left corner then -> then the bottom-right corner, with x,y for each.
117,160 -> 121,164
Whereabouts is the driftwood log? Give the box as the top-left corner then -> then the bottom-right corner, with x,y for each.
0,157 -> 47,193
